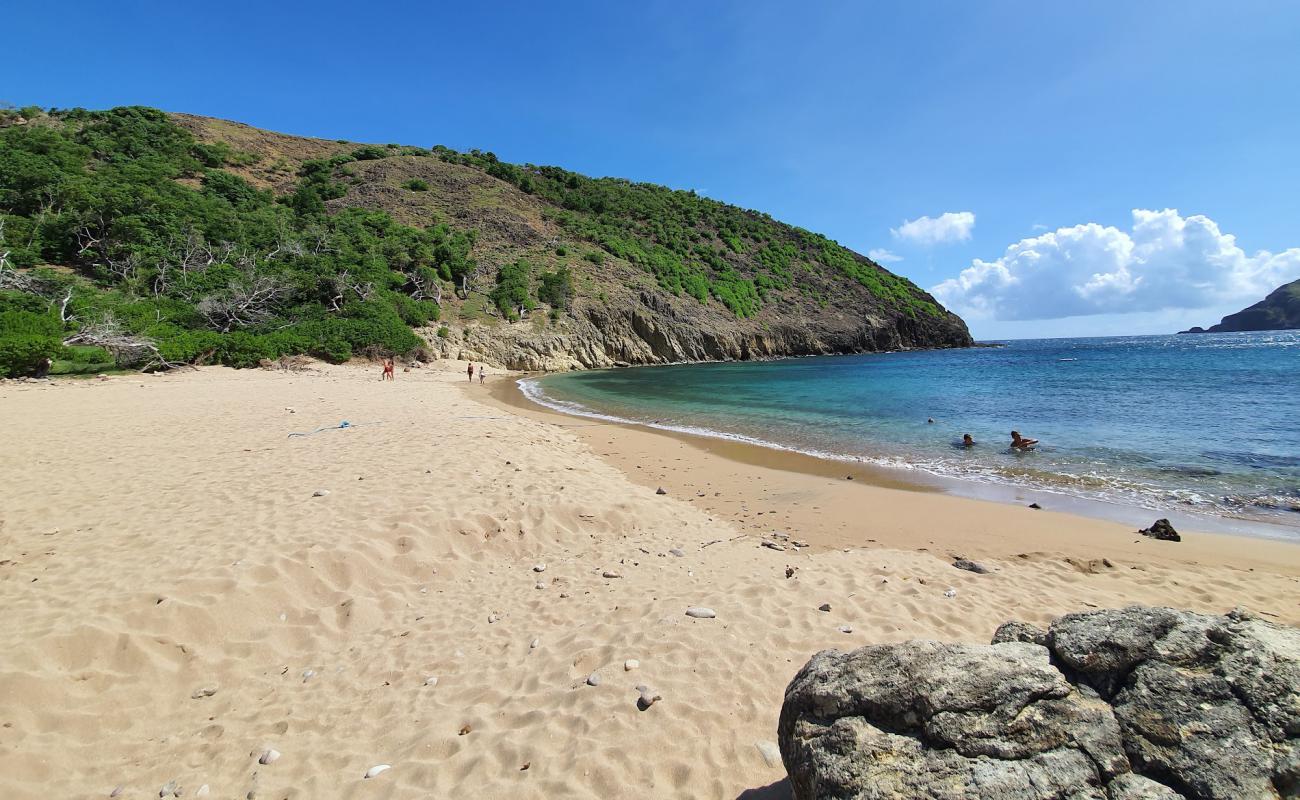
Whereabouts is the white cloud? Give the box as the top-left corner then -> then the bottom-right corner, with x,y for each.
891,211 -> 975,246
868,248 -> 903,263
932,209 -> 1300,322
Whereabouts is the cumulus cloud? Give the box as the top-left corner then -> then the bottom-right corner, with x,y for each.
868,248 -> 903,263
931,209 -> 1300,321
891,211 -> 975,246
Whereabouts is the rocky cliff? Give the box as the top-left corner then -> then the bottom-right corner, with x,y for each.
1180,279 -> 1300,334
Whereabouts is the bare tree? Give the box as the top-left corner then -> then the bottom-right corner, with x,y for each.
196,276 -> 288,332
63,314 -> 185,371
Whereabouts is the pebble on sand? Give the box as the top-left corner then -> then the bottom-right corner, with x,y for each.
258,748 -> 280,765
312,489 -> 330,497
535,582 -> 546,590
755,740 -> 782,768
668,548 -> 685,557
587,671 -> 602,686
818,603 -> 831,612
529,637 -> 540,649
364,765 -> 391,779
532,563 -> 546,572
944,588 -> 958,598
685,607 -> 716,619
624,659 -> 639,671
602,570 -> 622,579
655,487 -> 667,495
196,786 -> 210,797
838,625 -> 853,634
637,687 -> 662,710
191,686 -> 218,699
424,676 -> 439,687
159,781 -> 178,797
110,787 -> 124,798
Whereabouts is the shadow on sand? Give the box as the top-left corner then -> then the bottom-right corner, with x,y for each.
735,777 -> 792,800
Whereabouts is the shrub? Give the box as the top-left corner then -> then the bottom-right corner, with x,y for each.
351,145 -> 388,161
537,267 -> 574,310
403,179 -> 429,192
489,260 -> 536,320
554,246 -> 567,257
436,326 -> 450,338
0,309 -> 64,377
583,251 -> 605,264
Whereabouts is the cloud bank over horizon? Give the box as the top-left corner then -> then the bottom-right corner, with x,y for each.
931,209 -> 1300,322
891,211 -> 975,246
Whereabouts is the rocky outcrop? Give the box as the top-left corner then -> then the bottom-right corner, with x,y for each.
1181,279 -> 1300,333
779,606 -> 1299,800
429,290 -> 972,371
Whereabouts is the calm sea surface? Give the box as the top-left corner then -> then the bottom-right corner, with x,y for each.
522,333 -> 1300,537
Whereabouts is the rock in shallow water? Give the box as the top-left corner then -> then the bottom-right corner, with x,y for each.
1138,518 -> 1181,542
779,604 -> 1300,800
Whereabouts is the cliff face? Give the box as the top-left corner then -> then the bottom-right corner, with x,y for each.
1181,279 -> 1300,334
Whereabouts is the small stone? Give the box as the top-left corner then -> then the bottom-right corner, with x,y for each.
364,765 -> 391,779
953,559 -> 991,574
424,676 -> 438,687
636,685 -> 662,710
196,786 -> 209,797
487,612 -> 500,624
845,475 -> 853,480
624,659 -> 639,671
535,582 -> 546,590
312,489 -> 329,497
761,541 -> 786,551
191,686 -> 218,699
818,603 -> 831,612
755,740 -> 782,768
532,563 -> 546,573
785,566 -> 795,579
587,672 -> 601,686
529,637 -> 540,649
838,625 -> 853,634
258,748 -> 280,765
1138,518 -> 1181,542
301,669 -> 316,682
520,761 -> 531,770
110,787 -> 124,798
159,781 -> 178,798
602,570 -> 621,579
655,487 -> 667,495
685,607 -> 716,619
944,588 -> 958,598
668,548 -> 685,557
459,724 -> 472,735
1028,502 -> 1042,509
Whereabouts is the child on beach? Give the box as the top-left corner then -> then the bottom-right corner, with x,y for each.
381,358 -> 395,381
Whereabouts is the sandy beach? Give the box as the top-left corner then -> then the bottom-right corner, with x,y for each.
2,363 -> 1298,800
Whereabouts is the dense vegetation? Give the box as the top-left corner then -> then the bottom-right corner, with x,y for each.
434,148 -> 942,320
0,105 -> 955,377
0,107 -> 475,374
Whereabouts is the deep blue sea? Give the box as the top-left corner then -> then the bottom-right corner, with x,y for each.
523,332 -> 1300,536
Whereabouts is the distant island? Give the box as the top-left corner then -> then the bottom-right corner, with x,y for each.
1180,278 -> 1300,333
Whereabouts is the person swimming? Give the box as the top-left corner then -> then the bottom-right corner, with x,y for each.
962,434 -> 975,447
1010,430 -> 1039,450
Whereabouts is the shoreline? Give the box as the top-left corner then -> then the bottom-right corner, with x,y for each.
484,373 -> 1300,572
501,371 -> 1300,543
6,363 -> 1300,799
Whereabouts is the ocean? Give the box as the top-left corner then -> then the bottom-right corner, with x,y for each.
520,332 -> 1300,539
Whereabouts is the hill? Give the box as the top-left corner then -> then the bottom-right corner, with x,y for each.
1180,279 -> 1300,334
0,105 -> 971,376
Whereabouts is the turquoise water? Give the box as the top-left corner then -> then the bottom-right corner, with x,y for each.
523,333 -> 1300,535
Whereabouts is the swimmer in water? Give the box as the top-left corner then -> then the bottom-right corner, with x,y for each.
1010,430 -> 1039,450
962,434 -> 975,447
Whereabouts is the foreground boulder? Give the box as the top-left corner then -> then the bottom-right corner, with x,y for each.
779,606 -> 1299,799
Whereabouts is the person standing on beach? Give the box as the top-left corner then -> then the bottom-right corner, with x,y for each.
478,366 -> 485,384
380,358 -> 394,381
467,362 -> 475,382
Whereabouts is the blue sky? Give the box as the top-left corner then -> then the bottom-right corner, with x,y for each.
8,1 -> 1300,339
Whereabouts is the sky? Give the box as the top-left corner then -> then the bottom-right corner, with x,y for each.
7,1 -> 1300,339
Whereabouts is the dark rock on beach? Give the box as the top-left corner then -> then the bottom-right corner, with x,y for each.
779,605 -> 1300,800
1138,519 -> 1180,542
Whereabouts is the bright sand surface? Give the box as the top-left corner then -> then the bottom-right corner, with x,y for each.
2,363 -> 1299,800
